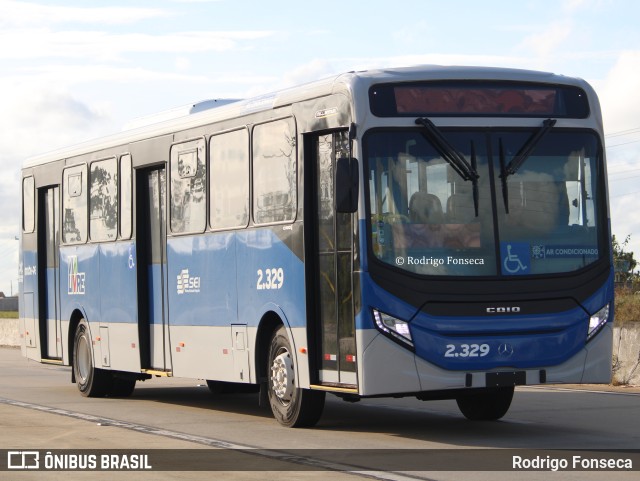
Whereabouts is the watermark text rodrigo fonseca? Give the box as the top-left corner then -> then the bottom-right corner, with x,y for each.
395,256 -> 485,267
513,454 -> 633,472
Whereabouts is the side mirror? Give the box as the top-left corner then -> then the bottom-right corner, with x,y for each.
336,157 -> 359,213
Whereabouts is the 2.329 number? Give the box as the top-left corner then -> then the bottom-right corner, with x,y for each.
444,343 -> 490,358
257,268 -> 284,290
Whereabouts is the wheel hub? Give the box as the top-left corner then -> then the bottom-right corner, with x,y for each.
270,350 -> 295,403
77,335 -> 90,382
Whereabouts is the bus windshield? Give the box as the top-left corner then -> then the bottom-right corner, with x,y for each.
365,128 -> 603,277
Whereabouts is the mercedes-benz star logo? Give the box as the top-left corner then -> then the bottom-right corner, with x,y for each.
498,343 -> 514,357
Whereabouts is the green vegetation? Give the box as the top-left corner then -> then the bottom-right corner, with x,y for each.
614,288 -> 640,325
0,311 -> 18,319
613,234 -> 637,282
613,234 -> 640,324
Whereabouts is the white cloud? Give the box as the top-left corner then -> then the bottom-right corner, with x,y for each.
392,20 -> 429,47
610,191 -> 640,258
282,59 -> 337,87
598,51 -> 640,133
0,88 -> 114,161
0,29 -> 275,61
518,21 -> 574,61
562,0 -> 589,12
600,51 -> 640,259
3,64 -> 209,91
0,87 -> 114,294
0,0 -> 168,27
0,237 -> 19,295
175,57 -> 191,72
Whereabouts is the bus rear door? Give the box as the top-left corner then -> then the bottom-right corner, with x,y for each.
37,186 -> 62,361
136,166 -> 172,374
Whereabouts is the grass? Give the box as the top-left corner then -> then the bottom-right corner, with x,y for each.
614,287 -> 640,325
0,311 -> 18,319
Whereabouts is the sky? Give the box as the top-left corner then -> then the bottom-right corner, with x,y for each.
1,0 -> 640,296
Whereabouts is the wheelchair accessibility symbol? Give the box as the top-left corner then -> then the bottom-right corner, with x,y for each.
501,242 -> 530,275
128,245 -> 136,269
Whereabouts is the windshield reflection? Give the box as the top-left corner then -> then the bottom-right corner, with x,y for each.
365,129 -> 603,277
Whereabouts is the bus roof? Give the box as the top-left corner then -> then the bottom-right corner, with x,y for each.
23,65 -> 594,169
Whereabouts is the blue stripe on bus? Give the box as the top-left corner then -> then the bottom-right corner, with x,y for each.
53,228 -> 307,329
59,243 -> 138,325
166,228 -> 306,327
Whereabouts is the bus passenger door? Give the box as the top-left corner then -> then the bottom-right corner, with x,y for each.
37,186 -> 62,360
136,167 -> 172,373
307,131 -> 357,387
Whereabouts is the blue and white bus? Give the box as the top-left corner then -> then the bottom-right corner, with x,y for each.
19,65 -> 613,427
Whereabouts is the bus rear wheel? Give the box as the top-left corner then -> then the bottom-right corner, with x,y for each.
206,380 -> 259,394
73,319 -> 112,397
267,326 -> 325,427
110,375 -> 136,397
455,386 -> 514,421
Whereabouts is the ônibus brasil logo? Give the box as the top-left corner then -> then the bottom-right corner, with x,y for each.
68,256 -> 85,295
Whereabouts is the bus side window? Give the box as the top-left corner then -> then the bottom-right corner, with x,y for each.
210,129 -> 249,230
252,118 -> 297,224
63,164 -> 88,244
170,138 -> 207,234
89,157 -> 118,241
22,176 -> 35,233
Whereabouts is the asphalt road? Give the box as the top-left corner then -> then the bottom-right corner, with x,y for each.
1,346 -> 638,481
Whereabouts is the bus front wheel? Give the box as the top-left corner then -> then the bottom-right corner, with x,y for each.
267,326 -> 325,427
455,386 -> 514,421
73,319 -> 112,397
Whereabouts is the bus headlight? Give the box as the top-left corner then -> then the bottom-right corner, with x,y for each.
587,304 -> 610,341
373,309 -> 413,347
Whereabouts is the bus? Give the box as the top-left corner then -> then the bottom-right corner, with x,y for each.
19,65 -> 614,427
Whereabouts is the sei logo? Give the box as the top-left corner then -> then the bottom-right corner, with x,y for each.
177,269 -> 201,294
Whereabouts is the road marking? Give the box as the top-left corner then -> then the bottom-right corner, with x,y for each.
0,396 -> 435,481
520,386 -> 640,396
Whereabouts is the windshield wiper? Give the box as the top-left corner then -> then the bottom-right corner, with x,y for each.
499,118 -> 556,213
503,118 -> 557,176
499,139 -> 510,213
415,117 -> 480,216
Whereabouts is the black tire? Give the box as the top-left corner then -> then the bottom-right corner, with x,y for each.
73,319 -> 112,397
456,386 -> 514,421
109,375 -> 136,397
267,326 -> 325,427
206,380 -> 259,394
206,380 -> 235,394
